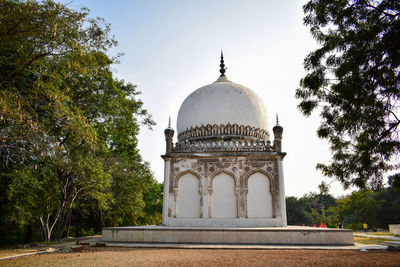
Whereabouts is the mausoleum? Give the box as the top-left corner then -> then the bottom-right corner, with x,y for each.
162,53 -> 286,227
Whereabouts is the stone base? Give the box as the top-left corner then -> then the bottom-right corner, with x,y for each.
165,217 -> 284,227
101,226 -> 354,245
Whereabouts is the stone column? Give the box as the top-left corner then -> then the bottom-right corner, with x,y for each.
162,159 -> 171,225
277,159 -> 287,226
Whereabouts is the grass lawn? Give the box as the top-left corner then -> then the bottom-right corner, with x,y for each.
353,236 -> 394,244
360,231 -> 395,236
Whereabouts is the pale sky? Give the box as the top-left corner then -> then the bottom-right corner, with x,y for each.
70,0 -> 356,197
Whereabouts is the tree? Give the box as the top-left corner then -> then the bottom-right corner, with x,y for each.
376,187 -> 400,228
388,173 -> 400,191
286,196 -> 313,225
296,0 -> 400,189
0,0 -> 155,242
336,190 -> 384,229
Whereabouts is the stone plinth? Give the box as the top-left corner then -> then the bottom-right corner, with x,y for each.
102,226 -> 354,245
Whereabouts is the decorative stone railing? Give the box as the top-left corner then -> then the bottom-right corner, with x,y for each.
172,139 -> 274,153
177,123 -> 269,143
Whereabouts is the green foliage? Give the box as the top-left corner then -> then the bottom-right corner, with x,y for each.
296,0 -> 400,189
141,181 -> 163,225
286,196 -> 313,225
388,173 -> 400,191
375,187 -> 400,228
336,190 -> 384,229
287,183 -> 400,230
0,0 -> 156,243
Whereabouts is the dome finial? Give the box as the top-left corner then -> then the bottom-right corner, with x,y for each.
168,115 -> 171,128
219,50 -> 226,77
276,113 -> 279,125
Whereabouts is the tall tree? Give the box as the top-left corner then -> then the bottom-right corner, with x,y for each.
0,0 -> 155,242
336,190 -> 384,229
296,0 -> 400,189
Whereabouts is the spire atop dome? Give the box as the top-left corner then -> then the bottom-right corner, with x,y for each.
276,113 -> 279,125
215,51 -> 230,82
168,116 -> 171,128
219,51 -> 226,77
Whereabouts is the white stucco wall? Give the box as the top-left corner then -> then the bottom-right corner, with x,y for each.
247,172 -> 273,218
176,173 -> 201,218
162,160 -> 170,225
211,173 -> 237,218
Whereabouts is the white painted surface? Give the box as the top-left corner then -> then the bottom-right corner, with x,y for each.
277,160 -> 287,226
162,160 -> 170,225
176,173 -> 201,218
247,172 -> 273,218
211,173 -> 237,218
176,81 -> 269,133
166,217 -> 283,227
102,226 -> 355,245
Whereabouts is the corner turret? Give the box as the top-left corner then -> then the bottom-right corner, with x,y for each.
273,114 -> 283,152
164,116 -> 174,154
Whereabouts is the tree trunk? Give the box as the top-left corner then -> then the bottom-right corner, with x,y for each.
66,208 -> 72,237
99,208 -> 105,228
25,223 -> 33,243
39,215 -> 51,241
56,208 -> 67,239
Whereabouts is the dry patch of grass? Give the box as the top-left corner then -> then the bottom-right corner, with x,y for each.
354,236 -> 393,244
363,231 -> 394,236
0,249 -> 42,258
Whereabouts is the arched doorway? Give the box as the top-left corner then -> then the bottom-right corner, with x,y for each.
247,172 -> 273,218
211,172 -> 237,218
176,172 -> 201,218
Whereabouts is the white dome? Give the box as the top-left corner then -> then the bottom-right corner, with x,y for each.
177,78 -> 268,134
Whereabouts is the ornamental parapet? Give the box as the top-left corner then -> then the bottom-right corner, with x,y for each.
172,139 -> 274,153
177,123 -> 269,143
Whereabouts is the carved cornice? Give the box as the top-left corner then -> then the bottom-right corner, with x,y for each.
177,123 -> 269,143
172,139 -> 274,153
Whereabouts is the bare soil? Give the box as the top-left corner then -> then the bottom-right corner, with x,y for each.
1,247 -> 400,267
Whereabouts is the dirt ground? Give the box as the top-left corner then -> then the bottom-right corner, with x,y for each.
1,247 -> 400,267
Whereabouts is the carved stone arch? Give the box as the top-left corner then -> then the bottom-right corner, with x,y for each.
242,169 -> 273,191
219,124 -> 225,135
243,169 -> 275,218
233,124 -> 238,135
210,170 -> 237,189
245,126 -> 250,135
200,125 -> 206,136
226,123 -> 232,135
174,169 -> 203,218
175,169 -> 201,187
212,124 -> 218,135
206,124 -> 212,135
239,125 -> 245,136
209,170 -> 238,218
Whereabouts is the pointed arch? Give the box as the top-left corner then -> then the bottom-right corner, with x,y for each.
210,169 -> 237,187
245,170 -> 273,218
175,170 -> 202,218
175,169 -> 201,186
242,169 -> 273,191
210,171 -> 238,218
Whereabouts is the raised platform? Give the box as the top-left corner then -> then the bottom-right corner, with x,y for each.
102,226 -> 354,245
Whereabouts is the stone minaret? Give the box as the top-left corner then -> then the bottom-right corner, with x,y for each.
164,117 -> 174,154
273,114 -> 283,152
